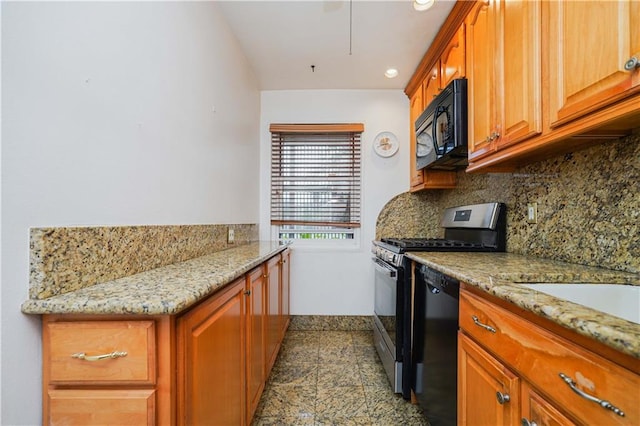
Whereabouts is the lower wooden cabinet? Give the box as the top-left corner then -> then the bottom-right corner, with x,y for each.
246,266 -> 267,421
459,288 -> 639,426
42,250 -> 290,426
458,332 -> 520,426
521,382 -> 575,426
177,277 -> 246,426
48,389 -> 156,426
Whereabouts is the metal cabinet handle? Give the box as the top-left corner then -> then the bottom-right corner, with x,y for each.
624,56 -> 639,71
558,373 -> 625,417
244,290 -> 251,296
71,351 -> 127,361
489,131 -> 501,141
472,315 -> 496,333
521,419 -> 538,426
496,391 -> 510,404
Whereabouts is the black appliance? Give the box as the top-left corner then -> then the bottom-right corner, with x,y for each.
415,78 -> 468,171
371,202 -> 506,405
412,202 -> 506,425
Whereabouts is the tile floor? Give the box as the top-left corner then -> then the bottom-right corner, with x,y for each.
251,330 -> 429,425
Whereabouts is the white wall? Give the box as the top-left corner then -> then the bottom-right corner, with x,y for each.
1,2 -> 259,424
260,90 -> 409,315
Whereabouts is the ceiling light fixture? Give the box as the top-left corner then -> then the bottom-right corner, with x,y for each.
385,68 -> 399,79
414,0 -> 435,12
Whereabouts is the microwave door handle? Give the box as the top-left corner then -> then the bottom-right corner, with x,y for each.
432,105 -> 443,154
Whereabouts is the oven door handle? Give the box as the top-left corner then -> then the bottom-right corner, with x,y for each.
372,258 -> 397,278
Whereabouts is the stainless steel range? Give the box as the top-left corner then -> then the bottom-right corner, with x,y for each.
371,202 -> 506,401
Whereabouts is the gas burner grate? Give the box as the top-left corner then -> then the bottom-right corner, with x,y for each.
380,238 -> 487,251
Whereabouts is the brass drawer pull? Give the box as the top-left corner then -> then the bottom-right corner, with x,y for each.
558,373 -> 625,417
472,315 -> 496,333
71,351 -> 128,362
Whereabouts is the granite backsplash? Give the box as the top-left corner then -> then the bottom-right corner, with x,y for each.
376,133 -> 639,274
29,223 -> 258,299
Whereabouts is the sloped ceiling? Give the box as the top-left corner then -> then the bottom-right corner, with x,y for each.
216,0 -> 455,90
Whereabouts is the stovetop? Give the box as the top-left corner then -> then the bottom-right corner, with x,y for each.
372,202 -> 507,267
380,237 -> 486,251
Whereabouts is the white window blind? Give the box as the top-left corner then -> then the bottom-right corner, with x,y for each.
270,124 -> 363,240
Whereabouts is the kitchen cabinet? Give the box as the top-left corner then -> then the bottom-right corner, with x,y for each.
177,277 -> 246,426
521,382 -> 575,426
408,27 -> 465,191
266,255 -> 281,373
422,24 -> 465,105
458,332 -> 520,426
42,251 -> 290,426
547,0 -> 640,128
465,0 -> 640,172
466,0 -> 542,162
280,248 -> 291,339
246,266 -> 267,421
44,319 -> 164,426
459,288 -> 640,426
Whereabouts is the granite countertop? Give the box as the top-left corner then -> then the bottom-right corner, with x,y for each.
406,252 -> 640,359
21,241 -> 287,316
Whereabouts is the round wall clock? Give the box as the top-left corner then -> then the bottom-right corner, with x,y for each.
373,132 -> 399,157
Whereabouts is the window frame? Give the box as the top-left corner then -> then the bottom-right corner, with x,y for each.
269,123 -> 364,246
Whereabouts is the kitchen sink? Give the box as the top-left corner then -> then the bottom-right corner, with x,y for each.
520,283 -> 640,325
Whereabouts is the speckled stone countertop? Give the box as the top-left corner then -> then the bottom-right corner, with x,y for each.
406,252 -> 640,359
21,241 -> 287,316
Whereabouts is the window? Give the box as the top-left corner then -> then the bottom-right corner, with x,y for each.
270,123 -> 363,241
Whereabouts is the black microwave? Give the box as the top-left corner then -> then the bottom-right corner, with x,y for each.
415,78 -> 468,170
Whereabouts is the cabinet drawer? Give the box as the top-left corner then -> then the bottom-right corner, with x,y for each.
48,389 -> 155,426
47,321 -> 156,385
460,290 -> 639,425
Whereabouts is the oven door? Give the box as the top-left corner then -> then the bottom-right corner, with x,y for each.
373,257 -> 409,396
373,258 -> 401,357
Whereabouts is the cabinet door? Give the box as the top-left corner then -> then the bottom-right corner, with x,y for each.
246,266 -> 266,421
423,63 -> 441,104
496,0 -> 542,149
548,0 -> 640,128
466,0 -> 496,160
266,255 -> 282,373
440,24 -> 466,88
48,389 -> 155,426
521,383 -> 576,426
458,332 -> 520,426
177,278 -> 246,426
280,249 -> 291,339
409,89 -> 425,188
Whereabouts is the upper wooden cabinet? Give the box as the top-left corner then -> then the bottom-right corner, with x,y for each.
440,24 -> 466,93
406,18 -> 471,191
467,0 -> 542,162
465,0 -> 640,172
548,0 -> 640,128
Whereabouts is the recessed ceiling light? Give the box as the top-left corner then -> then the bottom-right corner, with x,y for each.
385,68 -> 399,79
414,0 -> 435,12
